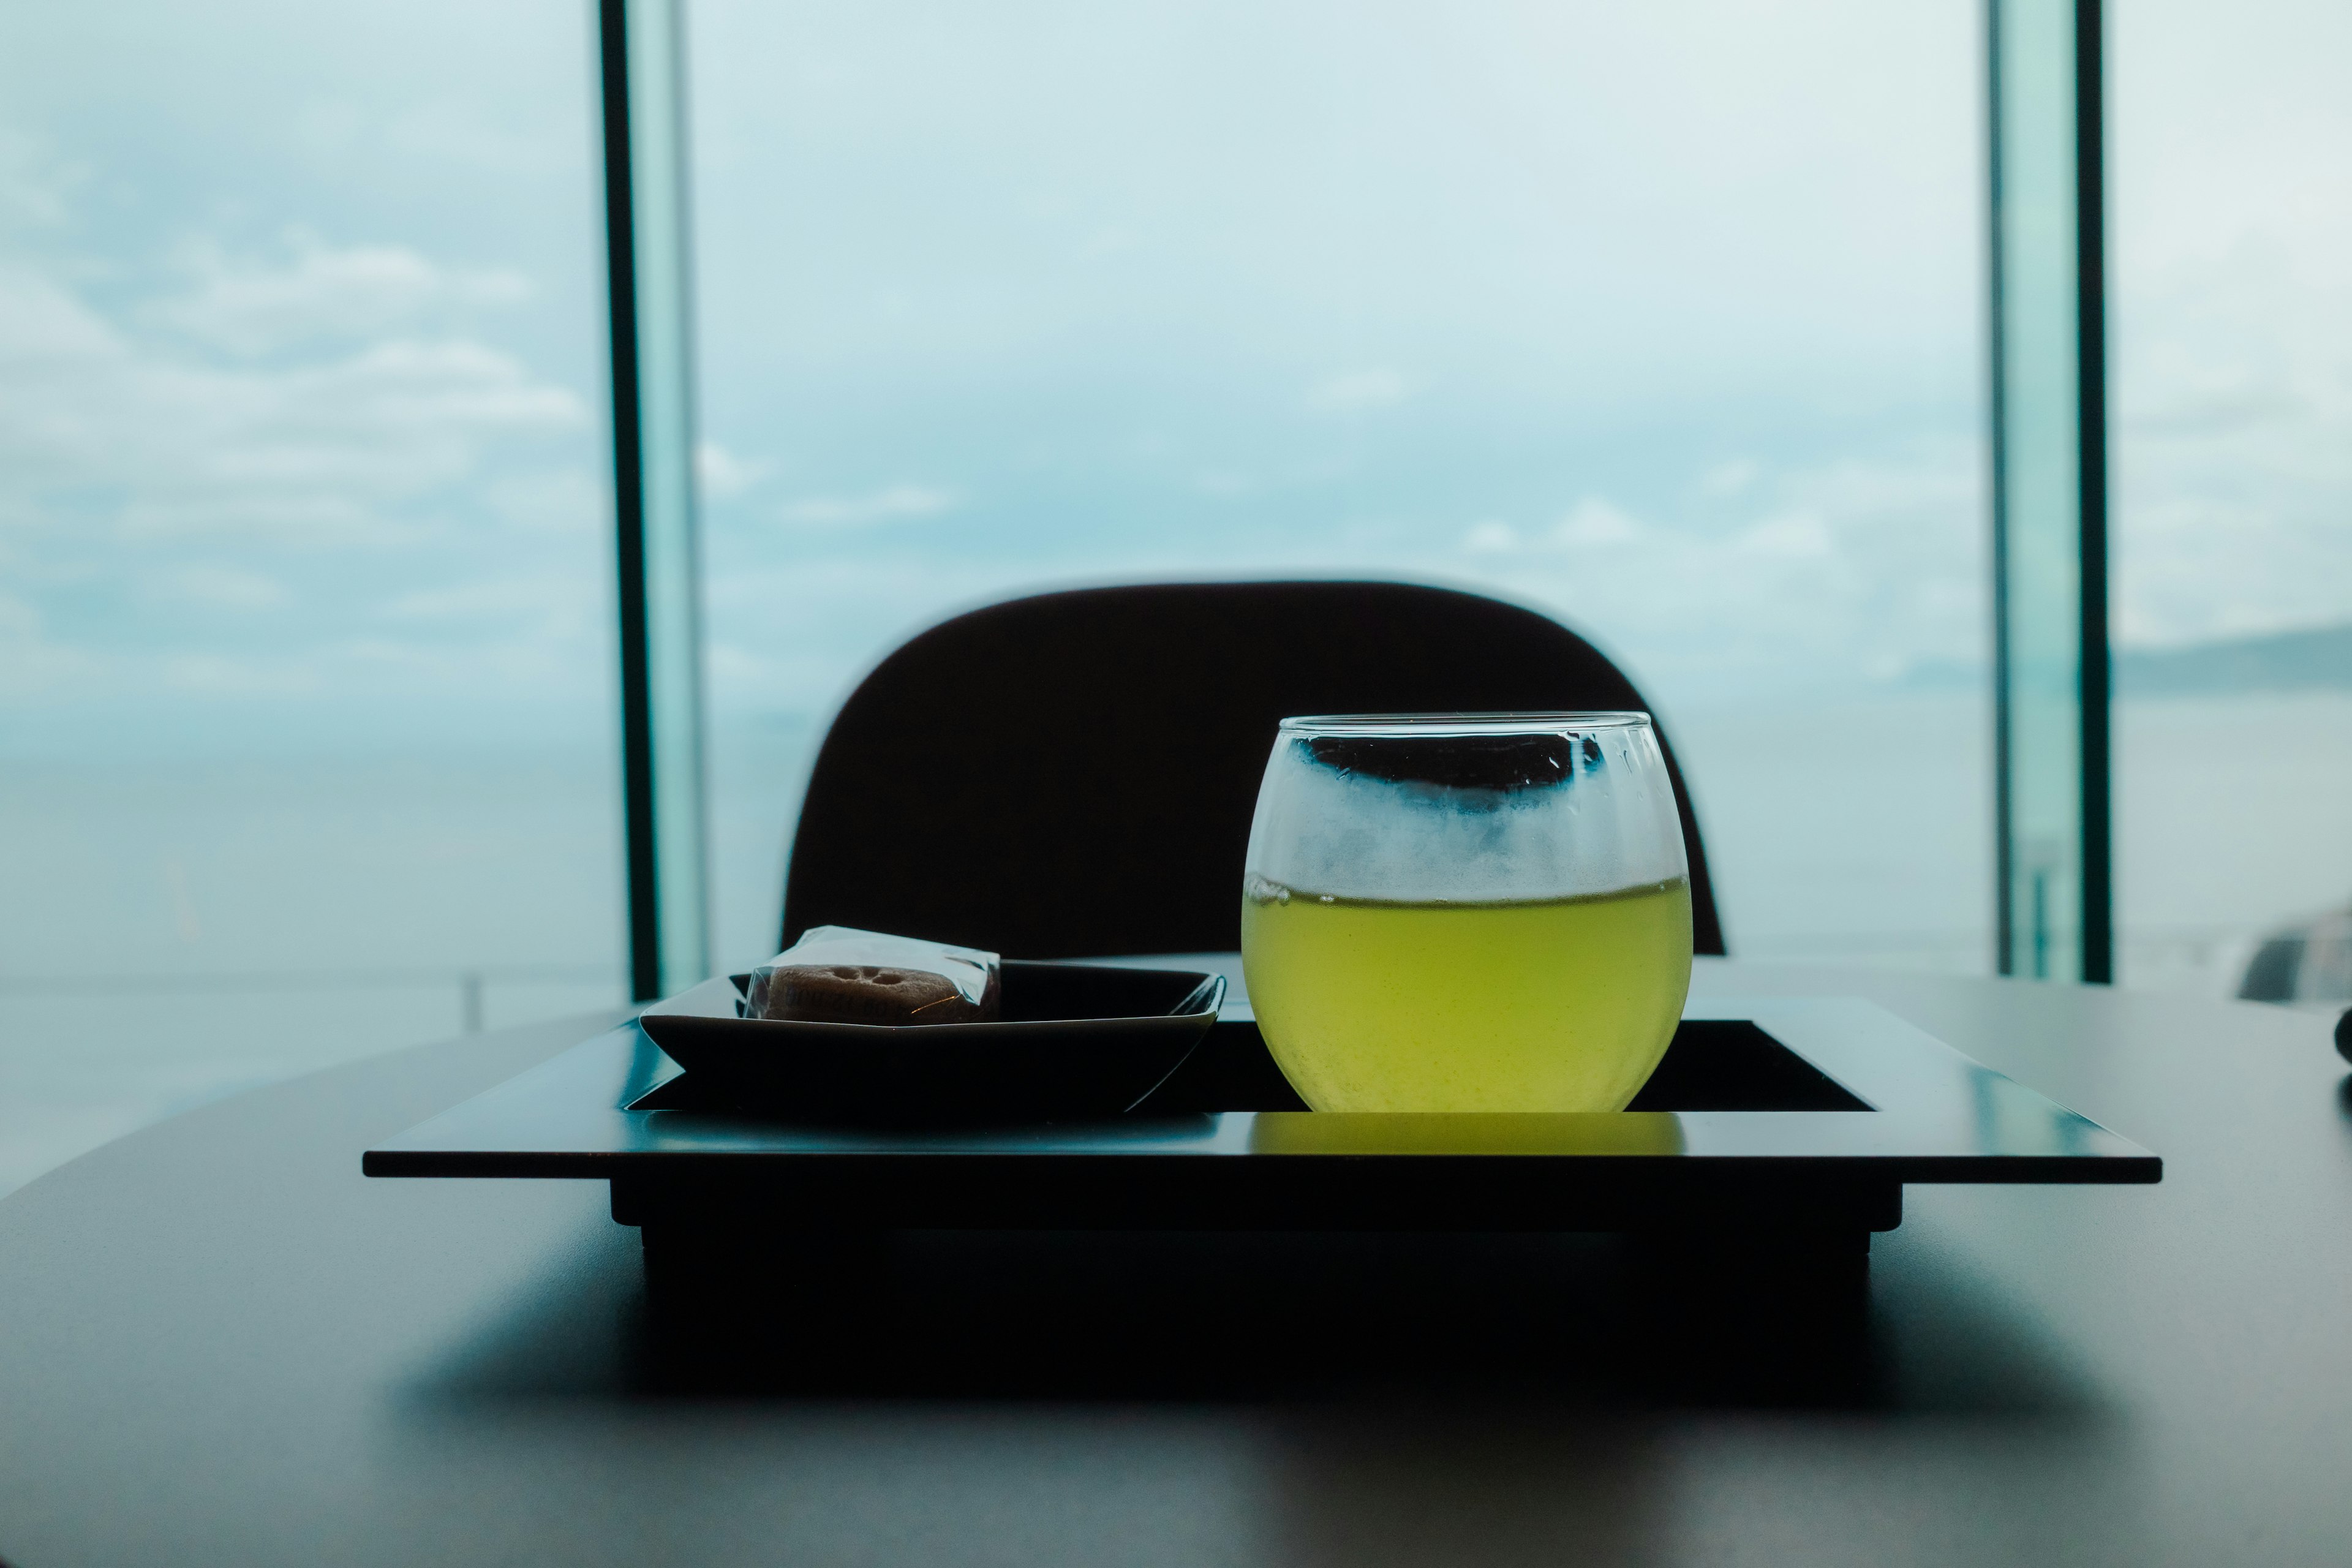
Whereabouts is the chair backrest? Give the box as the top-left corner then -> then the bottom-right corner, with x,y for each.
781,581 -> 1725,959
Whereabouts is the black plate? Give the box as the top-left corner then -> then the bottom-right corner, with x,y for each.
634,961 -> 1226,1120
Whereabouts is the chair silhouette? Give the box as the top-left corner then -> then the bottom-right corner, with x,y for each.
780,581 -> 1724,959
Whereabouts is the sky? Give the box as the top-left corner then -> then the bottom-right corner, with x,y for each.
2109,0 -> 2352,647
686,0 -> 1986,714
0,0 -> 612,755
0,0 -> 2343,752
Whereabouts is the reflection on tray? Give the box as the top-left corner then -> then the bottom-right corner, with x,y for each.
1250,1111 -> 1687,1156
1622,1022 -> 1872,1113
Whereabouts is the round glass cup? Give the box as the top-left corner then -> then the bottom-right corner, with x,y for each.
1240,712 -> 1692,1112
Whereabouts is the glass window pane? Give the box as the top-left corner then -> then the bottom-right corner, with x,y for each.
1989,0 -> 2095,982
0,0 -> 625,1193
691,0 -> 1989,974
2113,0 -> 2352,1001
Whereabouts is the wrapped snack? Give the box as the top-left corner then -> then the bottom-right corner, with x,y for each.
747,926 -> 1001,1026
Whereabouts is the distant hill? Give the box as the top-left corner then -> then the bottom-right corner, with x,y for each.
1894,621 -> 2352,696
2116,622 -> 2352,696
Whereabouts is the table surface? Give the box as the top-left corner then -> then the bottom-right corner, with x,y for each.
1,959 -> 2346,1567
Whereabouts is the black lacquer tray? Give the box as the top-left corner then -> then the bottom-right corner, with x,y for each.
366,973 -> 2159,1254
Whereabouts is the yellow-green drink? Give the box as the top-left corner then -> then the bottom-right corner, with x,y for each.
1242,877 -> 1692,1112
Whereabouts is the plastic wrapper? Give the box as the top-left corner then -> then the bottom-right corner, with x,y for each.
745,925 -> 1001,1027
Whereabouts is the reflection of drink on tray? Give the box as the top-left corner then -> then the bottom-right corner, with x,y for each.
1243,877 -> 1692,1112
1246,1099 -> 1686,1156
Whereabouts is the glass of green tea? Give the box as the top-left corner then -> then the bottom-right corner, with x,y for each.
1240,712 -> 1692,1111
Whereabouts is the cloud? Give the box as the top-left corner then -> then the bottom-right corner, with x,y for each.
144,229 -> 529,356
1553,496 -> 1641,546
0,146 -> 606,720
382,102 -> 576,178
0,130 -> 80,233
1457,496 -> 1642,554
0,588 -> 98,700
158,651 -> 323,695
486,467 -> 603,535
0,263 -> 587,546
775,484 -> 958,527
702,550 -> 1073,715
142,565 -> 288,611
1733,511 -> 1834,559
1440,447 -> 1986,695
380,575 -> 575,621
2114,238 -> 2352,647
1191,469 -> 1256,498
1306,368 -> 1409,412
1700,459 -> 1758,499
697,440 -> 769,502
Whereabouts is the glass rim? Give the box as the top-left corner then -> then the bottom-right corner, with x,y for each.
1276,710 -> 1652,736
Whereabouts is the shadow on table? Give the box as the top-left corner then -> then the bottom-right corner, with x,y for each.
412,1222 -> 2105,1419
